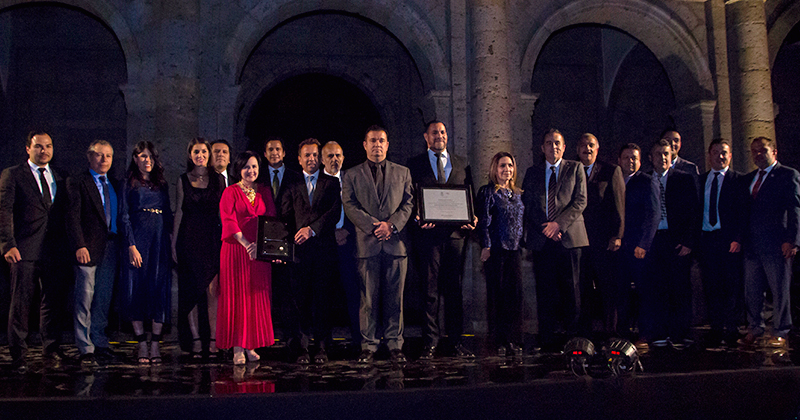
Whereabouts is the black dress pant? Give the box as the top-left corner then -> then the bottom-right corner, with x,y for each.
420,236 -> 466,347
699,230 -> 743,336
533,239 -> 582,343
641,230 -> 692,341
485,247 -> 522,346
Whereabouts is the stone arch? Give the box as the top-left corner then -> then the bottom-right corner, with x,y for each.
520,0 -> 714,106
768,0 -> 800,67
223,0 -> 448,93
0,0 -> 141,83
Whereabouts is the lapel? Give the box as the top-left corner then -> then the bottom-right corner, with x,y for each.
85,172 -> 106,221
358,162 -> 380,211
587,161 -> 598,184
380,161 -> 392,205
22,164 -> 50,209
309,173 -> 327,210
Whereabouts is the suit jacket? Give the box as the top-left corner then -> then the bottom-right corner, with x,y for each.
407,151 -> 473,241
522,159 -> 589,250
583,160 -> 625,248
280,171 -> 341,255
0,162 -> 68,262
622,171 -> 660,252
674,156 -> 700,198
66,170 -> 121,266
742,162 -> 800,254
699,168 -> 743,245
649,167 -> 700,250
260,165 -> 303,210
342,160 -> 413,258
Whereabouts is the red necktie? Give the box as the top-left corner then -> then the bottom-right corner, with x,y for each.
751,170 -> 766,199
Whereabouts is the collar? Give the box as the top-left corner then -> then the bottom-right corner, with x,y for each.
759,160 -> 778,175
324,169 -> 340,179
546,159 -> 562,171
89,168 -> 107,180
655,167 -> 670,178
428,148 -> 449,159
711,167 -> 728,177
28,160 -> 50,173
303,169 -> 320,179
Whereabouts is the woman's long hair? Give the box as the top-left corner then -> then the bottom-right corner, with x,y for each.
488,151 -> 522,194
127,141 -> 167,189
185,137 -> 211,172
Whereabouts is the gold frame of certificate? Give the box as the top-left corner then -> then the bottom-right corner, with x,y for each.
416,184 -> 474,225
256,216 -> 293,262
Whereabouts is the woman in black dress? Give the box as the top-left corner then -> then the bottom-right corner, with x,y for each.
119,141 -> 173,364
477,152 -> 525,357
172,138 -> 223,358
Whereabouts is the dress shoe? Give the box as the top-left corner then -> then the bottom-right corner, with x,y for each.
651,338 -> 669,348
79,353 -> 99,367
419,346 -> 436,360
390,349 -> 407,363
766,336 -> 788,349
43,347 -> 75,363
738,333 -> 758,346
454,344 -> 475,358
11,358 -> 27,375
95,347 -> 119,363
314,348 -> 329,364
507,343 -> 523,357
357,349 -> 374,364
496,346 -> 507,358
296,349 -> 311,364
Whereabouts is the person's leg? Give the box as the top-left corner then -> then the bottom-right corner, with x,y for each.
73,265 -> 97,355
207,275 -> 219,353
383,253 -> 407,351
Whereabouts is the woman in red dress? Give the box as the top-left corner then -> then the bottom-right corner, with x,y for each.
217,151 -> 275,364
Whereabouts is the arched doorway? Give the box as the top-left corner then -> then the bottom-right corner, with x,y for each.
0,3 -> 127,177
772,20 -> 800,171
531,25 -> 676,164
244,73 -> 383,173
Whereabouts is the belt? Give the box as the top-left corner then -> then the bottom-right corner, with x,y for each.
140,208 -> 163,214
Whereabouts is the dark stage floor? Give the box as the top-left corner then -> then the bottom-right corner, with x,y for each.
2,330 -> 800,420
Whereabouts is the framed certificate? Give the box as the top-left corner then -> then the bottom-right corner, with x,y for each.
256,216 -> 293,262
416,184 -> 474,225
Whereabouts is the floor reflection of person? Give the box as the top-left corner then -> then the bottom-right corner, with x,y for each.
477,152 -> 525,357
217,151 -> 276,365
119,141 -> 173,364
172,138 -> 223,358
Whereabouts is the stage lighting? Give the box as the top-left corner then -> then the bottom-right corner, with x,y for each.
604,338 -> 642,376
564,337 -> 595,376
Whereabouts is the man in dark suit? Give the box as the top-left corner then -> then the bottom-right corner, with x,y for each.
263,137 -> 303,204
576,133 -> 625,336
740,136 -> 800,348
644,139 -> 699,348
617,143 -> 660,347
662,130 -> 700,191
66,140 -> 120,366
342,125 -> 413,364
321,141 -> 361,351
280,138 -> 341,364
210,139 -> 232,187
522,128 -> 588,349
0,131 -> 71,372
407,121 -> 475,360
698,139 -> 744,347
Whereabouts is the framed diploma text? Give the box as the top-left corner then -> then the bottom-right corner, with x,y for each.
416,184 -> 474,225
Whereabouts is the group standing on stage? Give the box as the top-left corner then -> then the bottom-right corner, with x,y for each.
1,123 -> 798,371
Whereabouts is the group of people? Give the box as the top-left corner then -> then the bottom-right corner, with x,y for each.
1,122 -> 798,371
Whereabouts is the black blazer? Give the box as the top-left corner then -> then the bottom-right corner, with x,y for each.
583,160 -> 625,247
699,168 -> 743,245
407,151 -> 473,240
280,171 -> 342,253
649,167 -> 700,250
0,163 -> 68,262
260,166 -> 303,209
66,170 -> 121,266
622,171 -> 659,252
742,163 -> 800,254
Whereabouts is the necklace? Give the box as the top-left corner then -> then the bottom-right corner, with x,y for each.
239,181 -> 256,205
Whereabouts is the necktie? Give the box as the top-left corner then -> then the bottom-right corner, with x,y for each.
658,173 -> 667,222
751,170 -> 766,199
99,175 -> 112,229
38,167 -> 51,207
585,166 -> 590,179
376,164 -> 384,201
307,175 -> 315,205
435,152 -> 446,184
709,172 -> 719,227
272,169 -> 280,198
547,166 -> 557,220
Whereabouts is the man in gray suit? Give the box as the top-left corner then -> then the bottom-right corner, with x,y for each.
342,125 -> 413,363
522,128 -> 588,350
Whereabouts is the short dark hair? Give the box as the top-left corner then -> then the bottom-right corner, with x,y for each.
186,137 -> 211,171
542,128 -> 563,144
650,138 -> 672,154
424,120 -> 445,134
707,138 -> 732,153
211,139 -> 231,151
364,125 -> 387,141
297,138 -> 321,155
263,136 -> 285,154
752,136 -> 776,149
26,130 -> 49,148
619,143 -> 641,158
231,151 -> 261,184
659,129 -> 679,139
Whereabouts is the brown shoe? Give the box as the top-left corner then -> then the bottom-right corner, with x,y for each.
766,336 -> 788,349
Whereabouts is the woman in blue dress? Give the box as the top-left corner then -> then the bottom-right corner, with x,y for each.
119,141 -> 173,364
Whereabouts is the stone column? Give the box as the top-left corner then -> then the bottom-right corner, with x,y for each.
469,0 -> 513,181
726,0 -> 776,171
707,0 -> 733,142
450,0 -> 469,158
672,100 -> 717,172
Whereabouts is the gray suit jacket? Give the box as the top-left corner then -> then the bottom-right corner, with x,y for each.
522,159 -> 589,250
342,160 -> 413,258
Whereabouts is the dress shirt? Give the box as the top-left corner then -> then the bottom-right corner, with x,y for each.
584,162 -> 594,178
749,160 -> 778,193
27,160 -> 56,201
427,149 -> 452,183
325,169 -> 345,229
303,170 -> 320,236
545,159 -> 562,219
218,169 -> 229,187
90,169 -> 118,233
654,167 -> 670,230
271,164 -> 286,187
702,167 -> 728,231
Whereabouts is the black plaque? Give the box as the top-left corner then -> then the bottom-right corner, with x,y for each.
256,216 -> 293,262
416,184 -> 474,225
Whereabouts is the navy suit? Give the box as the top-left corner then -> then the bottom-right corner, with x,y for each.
742,162 -> 800,338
